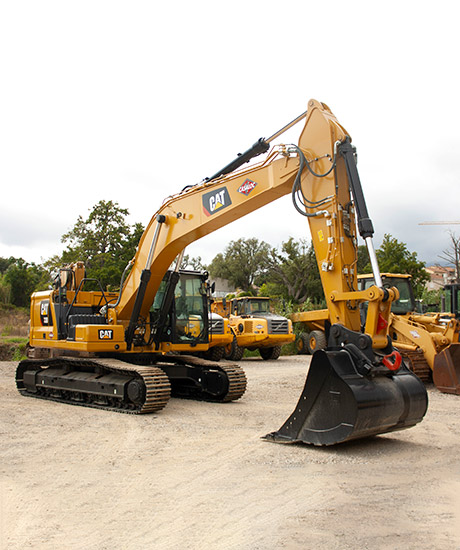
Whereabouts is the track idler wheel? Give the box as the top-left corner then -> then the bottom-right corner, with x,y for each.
264,348 -> 428,446
127,379 -> 146,404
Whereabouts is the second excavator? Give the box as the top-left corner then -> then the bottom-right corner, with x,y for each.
16,99 -> 428,446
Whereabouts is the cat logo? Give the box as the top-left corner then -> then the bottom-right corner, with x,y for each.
202,187 -> 232,217
99,329 -> 113,340
40,300 -> 51,326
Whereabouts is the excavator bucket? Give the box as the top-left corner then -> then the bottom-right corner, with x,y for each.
433,343 -> 460,395
264,349 -> 428,446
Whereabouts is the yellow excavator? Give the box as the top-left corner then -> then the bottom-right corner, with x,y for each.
16,99 -> 428,446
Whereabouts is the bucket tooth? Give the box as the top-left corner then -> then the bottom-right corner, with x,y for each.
264,349 -> 428,446
433,344 -> 460,395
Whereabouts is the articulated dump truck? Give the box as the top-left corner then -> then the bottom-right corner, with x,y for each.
16,99 -> 428,445
211,296 -> 295,360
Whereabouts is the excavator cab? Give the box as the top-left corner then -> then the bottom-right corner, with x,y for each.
150,270 -> 209,346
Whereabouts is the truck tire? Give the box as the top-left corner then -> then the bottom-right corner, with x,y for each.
223,335 -> 235,359
202,346 -> 225,362
225,336 -> 244,361
296,332 -> 310,355
307,330 -> 327,354
231,342 -> 245,361
259,346 -> 282,361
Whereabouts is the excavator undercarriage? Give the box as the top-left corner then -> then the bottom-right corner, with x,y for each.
16,354 -> 247,413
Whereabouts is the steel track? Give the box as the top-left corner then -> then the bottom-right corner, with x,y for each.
16,355 -> 247,414
397,349 -> 432,383
16,357 -> 171,414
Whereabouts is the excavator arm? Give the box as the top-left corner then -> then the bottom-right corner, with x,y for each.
114,100 -> 395,352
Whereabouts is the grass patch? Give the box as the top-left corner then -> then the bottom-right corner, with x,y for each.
0,306 -> 29,338
0,336 -> 28,361
3,336 -> 28,345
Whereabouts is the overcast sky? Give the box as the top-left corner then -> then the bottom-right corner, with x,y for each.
1,1 -> 459,270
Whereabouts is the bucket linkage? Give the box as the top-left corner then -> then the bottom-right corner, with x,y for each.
264,325 -> 428,446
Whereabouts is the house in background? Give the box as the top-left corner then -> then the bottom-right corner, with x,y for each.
212,277 -> 234,298
425,265 -> 456,291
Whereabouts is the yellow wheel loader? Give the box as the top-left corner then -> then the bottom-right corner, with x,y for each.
292,273 -> 460,395
359,274 -> 460,394
16,99 -> 428,446
211,297 -> 295,360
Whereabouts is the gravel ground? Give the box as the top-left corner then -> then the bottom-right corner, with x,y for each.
1,355 -> 459,550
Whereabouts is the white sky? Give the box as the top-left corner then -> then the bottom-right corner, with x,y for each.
1,0 -> 459,269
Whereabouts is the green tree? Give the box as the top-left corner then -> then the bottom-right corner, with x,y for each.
264,237 -> 323,304
0,257 -> 15,274
207,238 -> 271,292
365,234 -> 429,298
357,245 -> 370,274
0,272 -> 11,304
50,200 -> 144,289
3,258 -> 46,307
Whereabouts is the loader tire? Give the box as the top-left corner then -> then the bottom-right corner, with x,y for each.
260,346 -> 282,361
307,330 -> 327,354
296,332 -> 310,355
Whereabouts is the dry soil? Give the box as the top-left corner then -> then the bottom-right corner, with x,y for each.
1,356 -> 459,550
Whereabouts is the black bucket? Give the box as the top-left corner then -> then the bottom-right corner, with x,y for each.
264,348 -> 428,446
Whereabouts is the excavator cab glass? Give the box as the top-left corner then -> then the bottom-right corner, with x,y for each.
173,272 -> 208,343
151,271 -> 209,345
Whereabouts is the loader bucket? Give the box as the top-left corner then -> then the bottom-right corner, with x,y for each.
433,343 -> 460,395
264,349 -> 428,446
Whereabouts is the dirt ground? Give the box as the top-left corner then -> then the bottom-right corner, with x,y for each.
1,355 -> 459,550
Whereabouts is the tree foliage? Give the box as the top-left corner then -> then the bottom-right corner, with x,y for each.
207,238 -> 271,292
48,200 -> 144,289
0,257 -> 47,307
264,237 -> 324,304
357,245 -> 370,274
